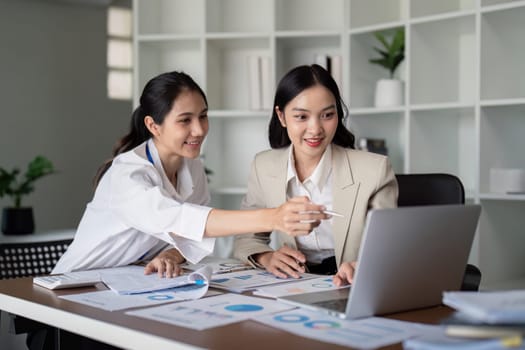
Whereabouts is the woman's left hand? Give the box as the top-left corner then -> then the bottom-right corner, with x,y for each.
333,261 -> 357,286
144,248 -> 186,278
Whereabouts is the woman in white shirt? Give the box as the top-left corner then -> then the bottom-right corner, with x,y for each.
52,71 -> 327,276
233,65 -> 398,286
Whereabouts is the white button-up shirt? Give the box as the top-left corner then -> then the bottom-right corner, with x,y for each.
287,145 -> 335,264
52,139 -> 215,273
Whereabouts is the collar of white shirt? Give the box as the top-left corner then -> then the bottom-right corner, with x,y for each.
286,144 -> 332,192
146,139 -> 194,201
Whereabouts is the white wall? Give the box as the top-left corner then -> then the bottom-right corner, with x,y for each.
0,0 -> 132,231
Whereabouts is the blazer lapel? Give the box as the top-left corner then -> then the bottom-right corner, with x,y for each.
332,146 -> 359,266
264,148 -> 297,248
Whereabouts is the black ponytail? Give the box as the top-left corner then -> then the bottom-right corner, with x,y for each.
93,71 -> 207,187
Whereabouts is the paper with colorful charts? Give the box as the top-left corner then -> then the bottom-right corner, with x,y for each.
253,276 -> 347,298
255,309 -> 421,349
126,293 -> 295,330
209,268 -> 319,293
59,284 -> 220,312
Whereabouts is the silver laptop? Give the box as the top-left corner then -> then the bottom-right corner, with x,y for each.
278,204 -> 481,319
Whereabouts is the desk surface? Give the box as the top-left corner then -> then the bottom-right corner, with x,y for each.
0,229 -> 75,244
0,277 -> 453,350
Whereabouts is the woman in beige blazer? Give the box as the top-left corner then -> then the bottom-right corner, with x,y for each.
234,64 -> 398,286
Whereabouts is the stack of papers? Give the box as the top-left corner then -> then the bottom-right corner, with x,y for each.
69,265 -> 213,295
424,290 -> 525,347
100,265 -> 212,295
182,256 -> 254,274
443,290 -> 525,324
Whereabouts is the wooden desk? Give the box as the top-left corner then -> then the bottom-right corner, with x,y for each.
0,277 -> 453,350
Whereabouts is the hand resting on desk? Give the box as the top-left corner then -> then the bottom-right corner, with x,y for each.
144,248 -> 186,278
254,244 -> 306,279
333,261 -> 357,287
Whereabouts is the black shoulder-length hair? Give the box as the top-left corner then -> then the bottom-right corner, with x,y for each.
268,64 -> 355,149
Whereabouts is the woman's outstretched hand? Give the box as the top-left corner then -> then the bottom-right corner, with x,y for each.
144,248 -> 186,278
272,196 -> 328,236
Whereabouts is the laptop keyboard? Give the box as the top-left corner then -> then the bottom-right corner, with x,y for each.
312,298 -> 348,313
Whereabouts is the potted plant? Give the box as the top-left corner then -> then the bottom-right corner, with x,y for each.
0,156 -> 55,235
369,28 -> 405,107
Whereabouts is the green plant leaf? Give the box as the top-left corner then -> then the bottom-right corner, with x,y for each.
369,28 -> 405,78
369,58 -> 391,70
25,156 -> 55,181
373,32 -> 389,51
0,156 -> 55,207
0,169 -> 18,197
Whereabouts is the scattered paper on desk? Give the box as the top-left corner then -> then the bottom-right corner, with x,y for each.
59,286 -> 220,312
404,323 -> 525,350
210,269 -> 318,293
253,276 -> 345,298
443,290 -> 525,324
182,256 -> 254,274
255,309 -> 421,349
126,293 -> 295,330
98,265 -> 212,295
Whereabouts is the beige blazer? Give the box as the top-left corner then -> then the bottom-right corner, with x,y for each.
233,145 -> 398,267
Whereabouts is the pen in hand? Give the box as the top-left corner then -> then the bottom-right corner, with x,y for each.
299,209 -> 344,223
323,209 -> 344,218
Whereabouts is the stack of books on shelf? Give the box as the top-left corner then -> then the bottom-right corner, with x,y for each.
314,53 -> 343,91
247,55 -> 272,110
357,137 -> 388,156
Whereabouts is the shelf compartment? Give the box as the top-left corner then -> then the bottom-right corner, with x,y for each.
410,15 -> 475,105
205,0 -> 272,33
482,0 -> 524,8
480,6 -> 525,100
347,111 -> 405,174
136,0 -> 204,35
477,200 -> 525,285
205,37 -> 271,110
137,40 -> 204,94
275,0 -> 344,31
203,118 -> 269,190
479,193 -> 525,201
409,108 -> 475,194
208,110 -> 270,118
479,104 -> 525,194
349,106 -> 405,115
410,0 -> 475,19
349,0 -> 406,29
275,35 -> 341,83
349,27 -> 406,109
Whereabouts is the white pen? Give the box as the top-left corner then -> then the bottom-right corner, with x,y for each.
323,209 -> 344,218
215,266 -> 254,274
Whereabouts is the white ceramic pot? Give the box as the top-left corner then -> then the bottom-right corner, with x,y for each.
374,79 -> 404,107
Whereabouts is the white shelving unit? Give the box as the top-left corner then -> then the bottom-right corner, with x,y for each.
133,0 -> 525,287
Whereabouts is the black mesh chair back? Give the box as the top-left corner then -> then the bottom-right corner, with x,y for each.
396,173 -> 465,207
0,239 -> 72,279
395,173 -> 481,291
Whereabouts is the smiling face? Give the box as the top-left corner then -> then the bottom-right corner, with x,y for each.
276,84 -> 338,167
146,89 -> 209,163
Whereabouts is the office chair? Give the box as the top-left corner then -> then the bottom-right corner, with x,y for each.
0,238 -> 73,349
395,173 -> 482,291
0,239 -> 72,280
